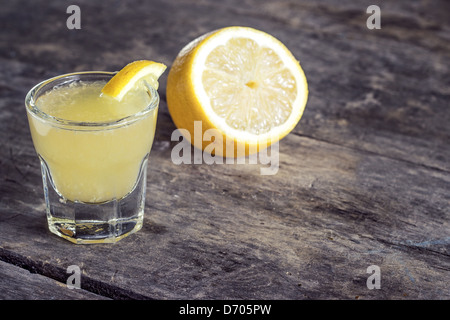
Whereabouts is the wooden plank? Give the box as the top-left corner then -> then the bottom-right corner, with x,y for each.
0,260 -> 109,299
1,133 -> 448,299
1,0 -> 448,171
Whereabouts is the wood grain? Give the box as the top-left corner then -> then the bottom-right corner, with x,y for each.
0,260 -> 109,299
0,0 -> 449,300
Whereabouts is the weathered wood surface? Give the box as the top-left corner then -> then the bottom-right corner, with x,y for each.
0,260 -> 109,300
0,0 -> 449,300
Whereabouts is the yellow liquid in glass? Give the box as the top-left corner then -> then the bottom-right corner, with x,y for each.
27,81 -> 157,203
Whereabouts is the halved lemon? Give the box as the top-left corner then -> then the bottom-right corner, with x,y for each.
102,60 -> 167,101
166,26 -> 308,157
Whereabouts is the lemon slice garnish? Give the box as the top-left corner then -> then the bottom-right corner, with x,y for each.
102,60 -> 167,101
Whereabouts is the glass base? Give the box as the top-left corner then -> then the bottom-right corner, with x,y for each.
41,158 -> 148,244
47,215 -> 143,244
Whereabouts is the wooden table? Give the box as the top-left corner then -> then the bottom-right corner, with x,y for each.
0,0 -> 448,300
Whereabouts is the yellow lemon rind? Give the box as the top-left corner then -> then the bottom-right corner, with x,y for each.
102,60 -> 167,101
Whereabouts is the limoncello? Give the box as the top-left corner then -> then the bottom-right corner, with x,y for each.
27,79 -> 158,204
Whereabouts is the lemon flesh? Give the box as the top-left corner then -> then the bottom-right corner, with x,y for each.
203,37 -> 298,135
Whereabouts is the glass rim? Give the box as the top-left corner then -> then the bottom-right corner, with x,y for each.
25,71 -> 160,130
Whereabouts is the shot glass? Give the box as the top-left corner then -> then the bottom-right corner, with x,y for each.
25,72 -> 159,244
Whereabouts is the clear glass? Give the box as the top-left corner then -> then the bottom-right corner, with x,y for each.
25,72 -> 159,244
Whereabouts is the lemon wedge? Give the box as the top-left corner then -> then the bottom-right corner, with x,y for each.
102,60 -> 167,101
166,26 -> 308,157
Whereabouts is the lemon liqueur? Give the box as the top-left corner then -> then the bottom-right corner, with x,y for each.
30,80 -> 157,203
26,68 -> 163,243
